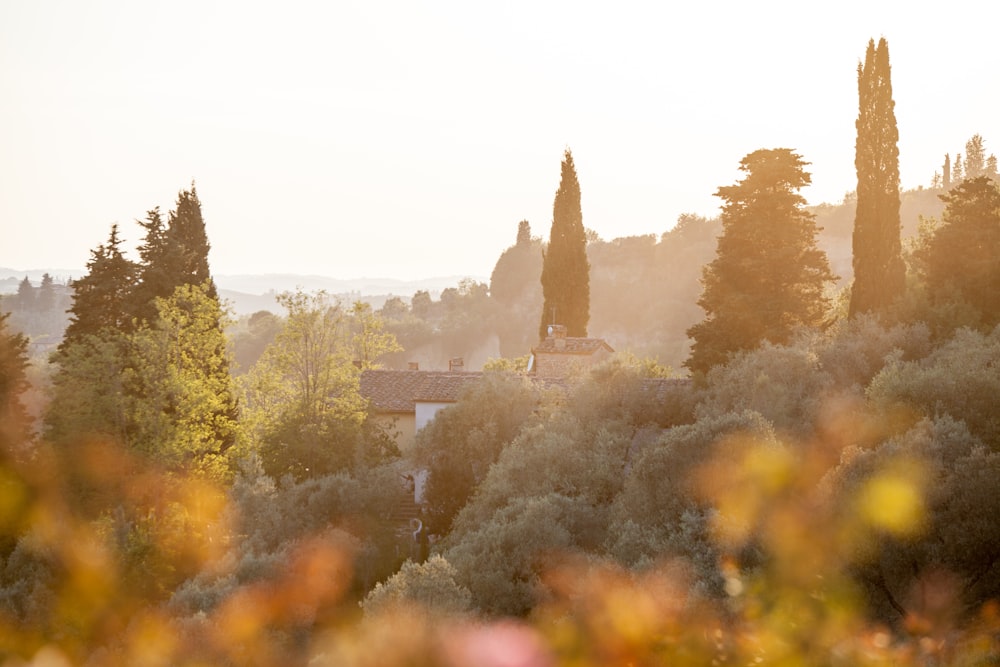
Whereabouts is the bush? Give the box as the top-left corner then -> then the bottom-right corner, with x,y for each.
362,555 -> 472,617
697,341 -> 833,435
868,326 -> 1000,450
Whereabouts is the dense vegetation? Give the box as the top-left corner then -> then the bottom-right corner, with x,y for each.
2,39 -> 1000,666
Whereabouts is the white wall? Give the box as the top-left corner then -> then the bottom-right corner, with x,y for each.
415,401 -> 453,432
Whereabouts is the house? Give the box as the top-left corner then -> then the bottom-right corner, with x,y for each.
529,324 -> 615,378
360,363 -> 483,454
361,325 -> 616,452
360,329 -> 683,539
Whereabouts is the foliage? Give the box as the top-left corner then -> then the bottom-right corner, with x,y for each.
57,224 -> 136,348
539,149 -> 590,339
0,276 -> 72,350
130,188 -> 217,326
413,373 -> 540,535
229,309 -> 282,374
379,280 -> 494,370
125,282 -> 241,481
686,148 -> 836,375
362,555 -> 472,617
915,176 -> 1000,331
825,416 -> 1000,623
350,301 -> 402,369
44,331 -> 132,451
697,342 -> 834,436
850,37 -> 906,317
812,313 -> 931,390
240,290 -> 400,480
867,326 -> 1000,450
444,492 -> 583,616
607,411 -> 779,588
0,312 -> 32,456
490,220 -> 543,357
481,354 -> 531,372
567,355 -> 695,429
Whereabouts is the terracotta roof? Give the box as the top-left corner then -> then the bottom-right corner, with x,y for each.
532,337 -> 615,355
361,370 -> 484,413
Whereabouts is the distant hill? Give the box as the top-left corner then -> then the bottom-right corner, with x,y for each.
0,269 -> 485,313
0,269 -> 81,293
215,274 -> 486,315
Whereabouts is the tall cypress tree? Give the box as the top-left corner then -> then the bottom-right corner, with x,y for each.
849,37 -> 906,318
539,149 -> 590,339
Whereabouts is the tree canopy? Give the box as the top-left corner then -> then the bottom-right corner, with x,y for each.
685,148 -> 836,375
916,177 -> 1000,330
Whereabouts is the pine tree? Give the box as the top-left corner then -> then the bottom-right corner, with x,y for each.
166,186 -> 216,296
37,273 -> 55,313
965,135 -> 986,179
0,311 -> 32,454
59,224 -> 137,351
539,149 -> 590,339
685,149 -> 836,375
49,225 -> 138,447
131,186 -> 217,325
953,153 -> 964,183
943,154 -> 952,190
15,277 -> 34,312
849,37 -> 906,318
130,207 -> 171,325
916,176 -> 1000,329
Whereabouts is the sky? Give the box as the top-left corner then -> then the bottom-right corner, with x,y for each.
2,1 -> 998,282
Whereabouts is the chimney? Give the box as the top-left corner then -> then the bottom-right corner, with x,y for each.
408,361 -> 419,371
547,324 -> 568,349
449,357 -> 464,372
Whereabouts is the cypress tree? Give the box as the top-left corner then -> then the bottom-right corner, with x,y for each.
539,149 -> 590,339
685,149 -> 836,375
849,37 -> 906,318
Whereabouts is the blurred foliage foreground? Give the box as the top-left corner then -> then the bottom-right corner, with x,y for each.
2,400 -> 999,667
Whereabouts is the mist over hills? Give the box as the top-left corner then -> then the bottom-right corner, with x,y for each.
0,268 -> 485,315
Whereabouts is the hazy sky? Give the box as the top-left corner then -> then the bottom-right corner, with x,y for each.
2,1 -> 997,281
